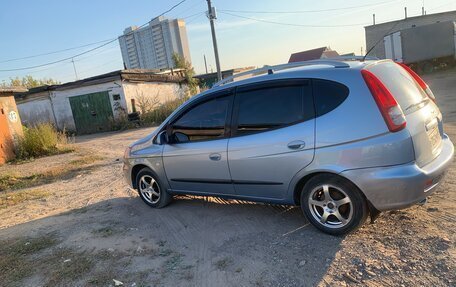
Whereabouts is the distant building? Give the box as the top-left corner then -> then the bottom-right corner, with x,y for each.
365,10 -> 456,59
194,67 -> 255,88
119,16 -> 191,70
288,47 -> 339,63
15,70 -> 188,134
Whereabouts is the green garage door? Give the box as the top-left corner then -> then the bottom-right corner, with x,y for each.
69,91 -> 114,134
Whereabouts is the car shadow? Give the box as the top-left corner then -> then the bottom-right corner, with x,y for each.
0,195 -> 344,286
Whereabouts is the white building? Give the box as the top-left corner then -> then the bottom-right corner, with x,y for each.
365,10 -> 456,59
119,16 -> 191,70
15,69 -> 188,134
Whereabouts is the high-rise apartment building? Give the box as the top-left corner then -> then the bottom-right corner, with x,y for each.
118,16 -> 191,70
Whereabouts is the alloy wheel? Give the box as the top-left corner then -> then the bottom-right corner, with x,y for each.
307,184 -> 353,228
139,174 -> 161,204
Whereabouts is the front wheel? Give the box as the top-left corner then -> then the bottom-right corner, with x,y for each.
300,174 -> 368,235
136,168 -> 172,208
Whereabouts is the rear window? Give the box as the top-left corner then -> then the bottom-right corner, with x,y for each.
313,79 -> 349,116
366,61 -> 427,111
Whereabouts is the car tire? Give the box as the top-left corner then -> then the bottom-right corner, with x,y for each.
136,167 -> 172,208
300,174 -> 368,235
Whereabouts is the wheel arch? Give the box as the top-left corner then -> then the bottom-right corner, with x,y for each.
131,164 -> 151,189
292,171 -> 369,206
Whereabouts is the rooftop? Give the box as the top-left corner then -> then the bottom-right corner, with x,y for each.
15,69 -> 186,97
194,67 -> 256,80
0,87 -> 28,96
288,47 -> 339,63
364,10 -> 456,29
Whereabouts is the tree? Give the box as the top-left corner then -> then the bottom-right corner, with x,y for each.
172,53 -> 198,96
1,75 -> 60,89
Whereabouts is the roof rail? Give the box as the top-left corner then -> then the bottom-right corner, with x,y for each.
213,59 -> 350,87
331,55 -> 379,61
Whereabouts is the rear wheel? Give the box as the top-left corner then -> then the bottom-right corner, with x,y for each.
300,174 -> 368,235
136,168 -> 172,208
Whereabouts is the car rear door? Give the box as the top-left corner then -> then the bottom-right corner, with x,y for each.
162,91 -> 235,195
227,80 -> 315,200
366,61 -> 443,167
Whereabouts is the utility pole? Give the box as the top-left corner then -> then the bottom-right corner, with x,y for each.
71,58 -> 79,80
404,7 -> 407,19
203,54 -> 208,74
372,14 -> 376,25
206,0 -> 222,81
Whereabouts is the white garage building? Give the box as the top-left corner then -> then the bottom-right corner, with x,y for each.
15,69 -> 188,134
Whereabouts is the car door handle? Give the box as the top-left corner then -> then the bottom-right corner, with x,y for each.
209,153 -> 222,161
287,140 -> 306,150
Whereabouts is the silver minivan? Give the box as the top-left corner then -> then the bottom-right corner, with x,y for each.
123,59 -> 454,235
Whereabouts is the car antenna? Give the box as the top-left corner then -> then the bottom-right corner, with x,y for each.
362,21 -> 402,62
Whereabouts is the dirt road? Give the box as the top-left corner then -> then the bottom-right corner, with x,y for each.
0,70 -> 454,287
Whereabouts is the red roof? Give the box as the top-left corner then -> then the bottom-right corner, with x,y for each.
288,47 -> 339,63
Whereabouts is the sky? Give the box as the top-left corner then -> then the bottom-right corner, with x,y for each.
0,0 -> 455,84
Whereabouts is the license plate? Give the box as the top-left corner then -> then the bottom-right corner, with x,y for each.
428,125 -> 441,152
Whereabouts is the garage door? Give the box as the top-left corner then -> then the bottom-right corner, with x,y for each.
0,105 -> 14,164
69,92 -> 114,134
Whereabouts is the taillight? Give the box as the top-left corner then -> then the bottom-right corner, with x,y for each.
396,62 -> 436,102
361,69 -> 406,132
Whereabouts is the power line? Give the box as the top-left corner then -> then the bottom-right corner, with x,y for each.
0,40 -> 117,72
219,0 -> 398,14
0,38 -> 115,64
0,0 -> 188,73
219,11 -> 370,27
186,12 -> 206,24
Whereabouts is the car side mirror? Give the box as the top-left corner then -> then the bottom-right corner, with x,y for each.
158,131 -> 168,145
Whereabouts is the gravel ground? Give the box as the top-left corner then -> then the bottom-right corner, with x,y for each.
0,69 -> 454,287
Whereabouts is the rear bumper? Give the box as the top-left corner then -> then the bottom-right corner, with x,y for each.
340,134 -> 454,211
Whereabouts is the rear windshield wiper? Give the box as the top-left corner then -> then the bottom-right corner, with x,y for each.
404,98 -> 429,112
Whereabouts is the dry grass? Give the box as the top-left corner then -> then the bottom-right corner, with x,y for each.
140,97 -> 187,126
44,248 -> 94,286
0,154 -> 103,192
0,167 -> 74,191
0,234 -> 59,286
15,123 -> 74,161
68,154 -> 104,166
0,189 -> 51,208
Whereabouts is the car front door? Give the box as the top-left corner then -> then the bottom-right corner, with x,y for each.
228,80 -> 315,200
162,91 -> 235,195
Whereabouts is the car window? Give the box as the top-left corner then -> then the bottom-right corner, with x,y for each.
313,79 -> 349,117
171,96 -> 230,143
235,84 -> 313,135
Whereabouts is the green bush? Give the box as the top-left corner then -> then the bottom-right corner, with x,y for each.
16,123 -> 73,160
140,97 -> 187,126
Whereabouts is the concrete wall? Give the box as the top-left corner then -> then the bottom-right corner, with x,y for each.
122,81 -> 187,114
365,11 -> 456,59
17,92 -> 56,126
